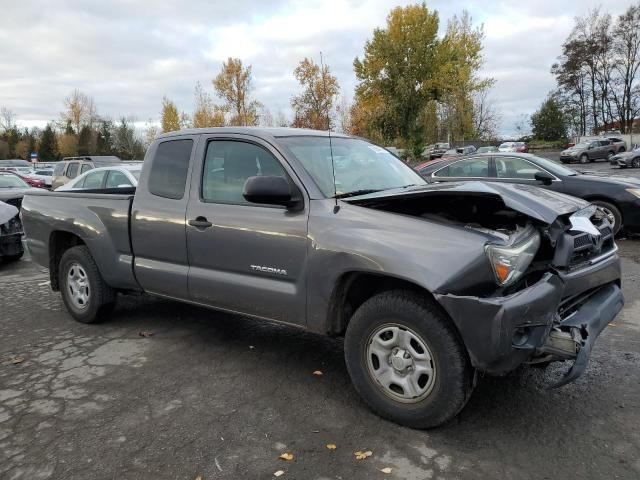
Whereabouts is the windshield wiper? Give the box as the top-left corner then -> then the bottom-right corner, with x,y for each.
335,189 -> 385,199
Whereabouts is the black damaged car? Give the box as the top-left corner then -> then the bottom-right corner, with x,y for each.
416,152 -> 640,235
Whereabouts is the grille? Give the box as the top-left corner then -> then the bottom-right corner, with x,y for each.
568,217 -> 615,268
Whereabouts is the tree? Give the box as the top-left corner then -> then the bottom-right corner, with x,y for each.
38,124 -> 57,161
77,125 -> 95,155
14,140 -> 29,159
58,132 -> 78,158
0,107 -> 16,133
193,82 -> 226,128
612,4 -> 640,133
354,4 -> 441,156
112,117 -> 145,159
161,96 -> 181,133
143,121 -> 159,149
213,58 -> 260,126
472,89 -> 500,140
531,96 -> 567,141
61,89 -> 97,133
291,57 -> 339,130
96,120 -> 114,155
0,140 -> 8,160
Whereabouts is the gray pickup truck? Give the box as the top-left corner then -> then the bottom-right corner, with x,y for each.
21,127 -> 624,428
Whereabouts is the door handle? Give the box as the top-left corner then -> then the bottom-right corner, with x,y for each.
188,216 -> 213,229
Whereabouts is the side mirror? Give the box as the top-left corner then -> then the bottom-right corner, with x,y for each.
243,176 -> 297,208
534,171 -> 554,185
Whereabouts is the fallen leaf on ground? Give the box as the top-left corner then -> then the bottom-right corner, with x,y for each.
11,356 -> 24,365
274,471 -> 285,477
326,444 -> 337,450
312,370 -> 323,376
279,453 -> 294,461
354,450 -> 373,460
380,467 -> 393,474
139,331 -> 154,338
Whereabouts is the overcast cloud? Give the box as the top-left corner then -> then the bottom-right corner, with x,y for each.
0,0 -> 635,135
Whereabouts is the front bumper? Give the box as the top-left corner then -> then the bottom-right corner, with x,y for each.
560,154 -> 577,163
434,253 -> 623,385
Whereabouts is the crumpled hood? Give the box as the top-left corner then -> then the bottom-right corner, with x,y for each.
346,181 -> 589,224
0,201 -> 19,224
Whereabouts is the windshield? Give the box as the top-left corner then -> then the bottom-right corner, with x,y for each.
531,156 -> 578,176
279,136 -> 425,197
0,175 -> 29,188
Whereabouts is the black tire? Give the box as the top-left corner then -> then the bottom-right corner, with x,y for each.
619,147 -> 626,152
607,151 -> 614,161
344,290 -> 473,429
58,246 -> 116,323
580,154 -> 589,164
632,157 -> 640,168
592,200 -> 623,235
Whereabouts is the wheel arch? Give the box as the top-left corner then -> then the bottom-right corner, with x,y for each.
49,230 -> 86,291
326,271 -> 459,339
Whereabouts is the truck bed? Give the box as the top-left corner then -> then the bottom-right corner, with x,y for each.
21,189 -> 139,291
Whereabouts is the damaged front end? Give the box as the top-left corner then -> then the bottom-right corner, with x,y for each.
347,182 -> 624,387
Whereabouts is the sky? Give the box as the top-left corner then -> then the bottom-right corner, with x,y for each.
0,0 -> 635,136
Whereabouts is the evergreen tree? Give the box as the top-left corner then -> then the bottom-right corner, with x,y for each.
38,124 -> 57,161
531,96 -> 568,141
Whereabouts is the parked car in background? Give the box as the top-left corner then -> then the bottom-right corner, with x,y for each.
22,127 -> 623,428
498,142 -> 528,153
417,152 -> 640,234
605,136 -> 627,152
0,171 -> 33,210
423,143 -> 450,159
476,146 -> 498,153
610,147 -> 640,168
440,146 -> 476,160
0,159 -> 33,175
560,139 -> 626,164
15,172 -> 46,189
0,200 -> 24,261
27,168 -> 54,188
51,156 -> 122,190
56,164 -> 142,191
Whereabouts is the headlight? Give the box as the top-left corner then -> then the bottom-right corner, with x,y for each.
627,188 -> 640,199
485,231 -> 541,287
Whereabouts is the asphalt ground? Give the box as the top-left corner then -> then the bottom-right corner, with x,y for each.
1,162 -> 639,479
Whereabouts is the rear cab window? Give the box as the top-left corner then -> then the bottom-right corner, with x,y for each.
148,139 -> 193,199
66,162 -> 80,179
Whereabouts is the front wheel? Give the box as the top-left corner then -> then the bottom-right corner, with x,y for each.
580,154 -> 589,164
632,157 -> 640,168
592,200 -> 622,235
59,246 -> 116,323
344,291 -> 473,429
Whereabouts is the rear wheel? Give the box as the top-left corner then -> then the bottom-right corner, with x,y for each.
580,153 -> 589,164
344,290 -> 473,429
59,246 -> 116,323
607,151 -> 615,161
592,200 -> 622,235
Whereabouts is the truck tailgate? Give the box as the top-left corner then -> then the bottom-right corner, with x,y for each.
21,190 -> 139,291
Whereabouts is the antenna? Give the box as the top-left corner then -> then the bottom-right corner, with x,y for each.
320,51 -> 339,213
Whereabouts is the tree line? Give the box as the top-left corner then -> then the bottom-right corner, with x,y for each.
0,91 -> 146,161
1,3 -> 496,161
543,3 -> 640,140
